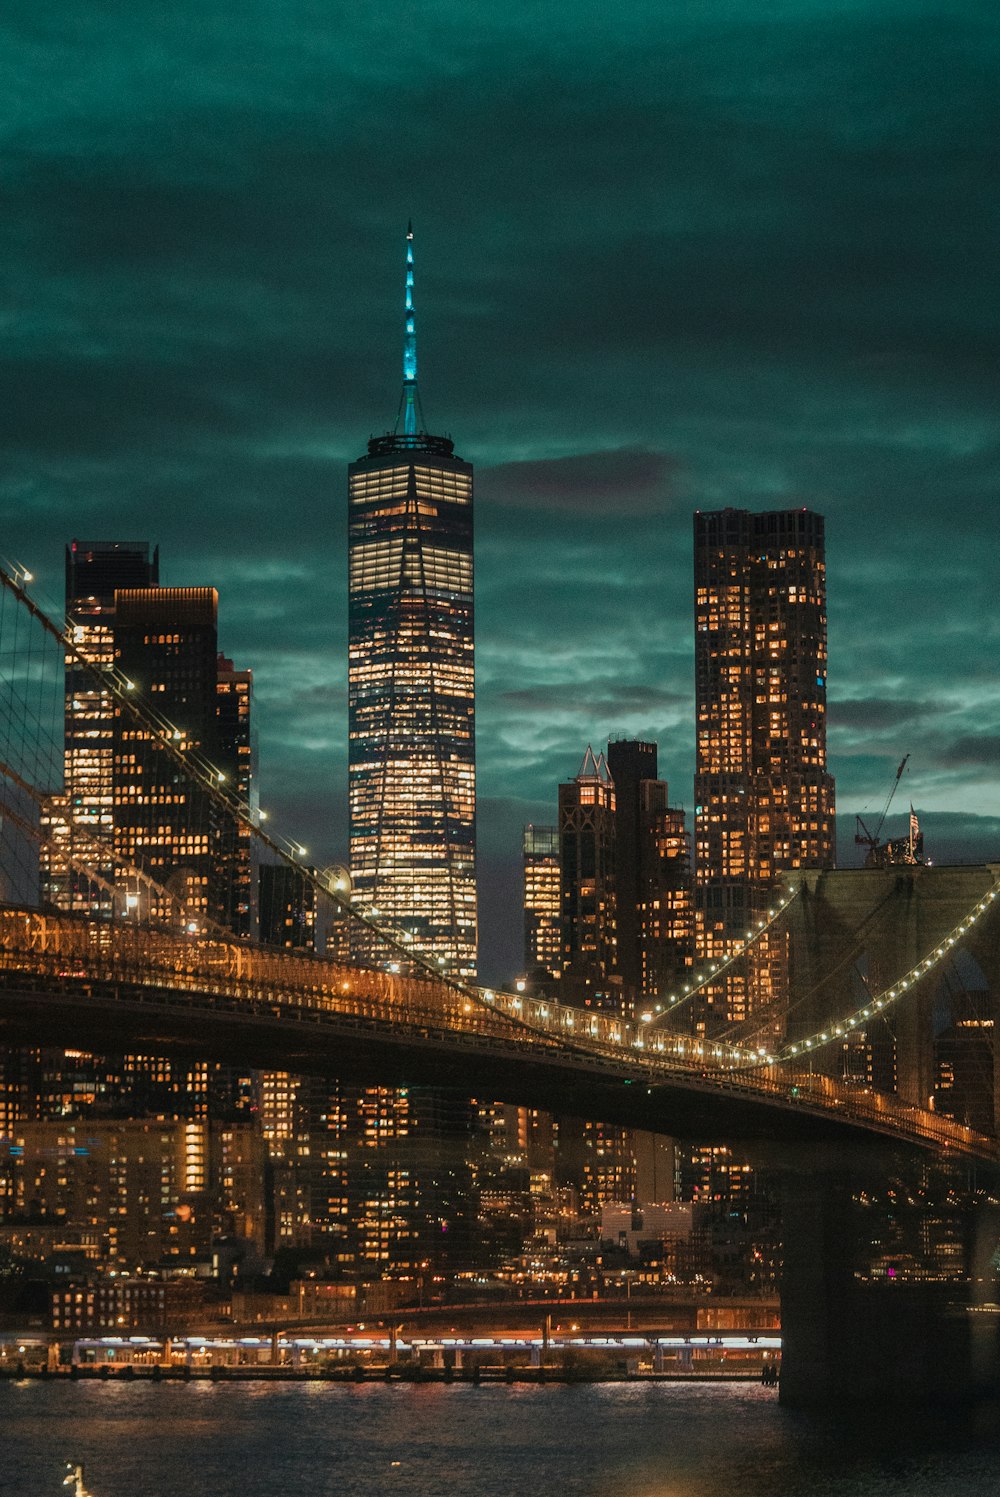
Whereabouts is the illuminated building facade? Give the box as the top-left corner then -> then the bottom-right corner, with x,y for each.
693,508 -> 836,1025
347,226 -> 476,976
522,824 -> 561,978
113,587 -> 227,927
41,541 -> 160,914
0,1118 -> 264,1270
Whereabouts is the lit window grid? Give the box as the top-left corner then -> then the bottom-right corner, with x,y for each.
348,451 -> 476,975
693,513 -> 835,1022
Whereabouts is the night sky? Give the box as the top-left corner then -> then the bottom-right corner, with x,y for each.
3,1 -> 998,979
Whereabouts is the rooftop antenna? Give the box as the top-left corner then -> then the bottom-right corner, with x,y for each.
397,221 -> 425,436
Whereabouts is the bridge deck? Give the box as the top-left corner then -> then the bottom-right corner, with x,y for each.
0,905 -> 994,1164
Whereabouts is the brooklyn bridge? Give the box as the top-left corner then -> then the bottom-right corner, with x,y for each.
2,560 -> 1000,1405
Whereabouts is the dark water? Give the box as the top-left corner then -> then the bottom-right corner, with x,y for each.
3,1380 -> 1000,1497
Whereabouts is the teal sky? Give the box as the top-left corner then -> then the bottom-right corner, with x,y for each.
2,0 -> 998,977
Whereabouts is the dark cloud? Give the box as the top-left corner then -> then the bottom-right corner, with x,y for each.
499,681 -> 687,714
481,449 -> 682,514
935,736 -> 1000,773
829,698 -> 944,733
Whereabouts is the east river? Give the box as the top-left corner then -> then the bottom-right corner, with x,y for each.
4,1380 -> 1000,1496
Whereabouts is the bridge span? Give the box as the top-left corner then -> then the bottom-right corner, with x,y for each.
0,899 -> 995,1166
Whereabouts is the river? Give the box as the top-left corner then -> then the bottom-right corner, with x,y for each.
4,1380 -> 1000,1496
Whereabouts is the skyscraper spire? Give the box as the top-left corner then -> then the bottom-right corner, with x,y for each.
402,220 -> 418,436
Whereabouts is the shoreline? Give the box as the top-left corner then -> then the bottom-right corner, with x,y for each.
0,1364 -> 773,1387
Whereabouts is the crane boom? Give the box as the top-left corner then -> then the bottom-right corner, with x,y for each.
855,754 -> 910,866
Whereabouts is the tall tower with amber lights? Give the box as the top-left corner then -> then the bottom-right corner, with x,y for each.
693,508 -> 835,1027
347,225 -> 476,974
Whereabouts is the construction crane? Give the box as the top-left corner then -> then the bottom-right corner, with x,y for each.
855,754 -> 910,868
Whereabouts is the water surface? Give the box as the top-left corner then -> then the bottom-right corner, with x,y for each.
3,1380 -> 1000,1497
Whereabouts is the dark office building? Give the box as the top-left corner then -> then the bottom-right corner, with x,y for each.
606,737 -> 658,996
217,654 -> 257,938
559,746 -> 619,1009
259,862 -> 317,950
606,737 -> 694,1007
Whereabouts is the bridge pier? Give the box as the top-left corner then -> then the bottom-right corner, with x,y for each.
766,1145 -> 1000,1408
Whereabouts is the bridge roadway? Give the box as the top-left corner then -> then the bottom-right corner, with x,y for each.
0,904 -> 994,1164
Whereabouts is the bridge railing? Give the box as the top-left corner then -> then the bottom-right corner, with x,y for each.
0,905 -> 557,1049
481,984 -> 994,1160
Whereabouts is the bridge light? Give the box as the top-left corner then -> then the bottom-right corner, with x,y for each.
22,571 -> 33,583
217,772 -> 226,783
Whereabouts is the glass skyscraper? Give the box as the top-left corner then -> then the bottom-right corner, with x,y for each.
347,226 -> 476,975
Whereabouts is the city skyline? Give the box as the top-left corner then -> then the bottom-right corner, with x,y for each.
2,2 -> 997,981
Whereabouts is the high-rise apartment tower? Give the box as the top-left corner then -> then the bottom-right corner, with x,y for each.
693,508 -> 835,1022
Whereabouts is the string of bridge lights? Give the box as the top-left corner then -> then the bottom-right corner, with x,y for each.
644,888 -> 799,1029
768,882 -> 1000,1069
487,882 -> 1000,1077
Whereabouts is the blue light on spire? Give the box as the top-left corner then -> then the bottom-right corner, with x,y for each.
403,221 -> 417,435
